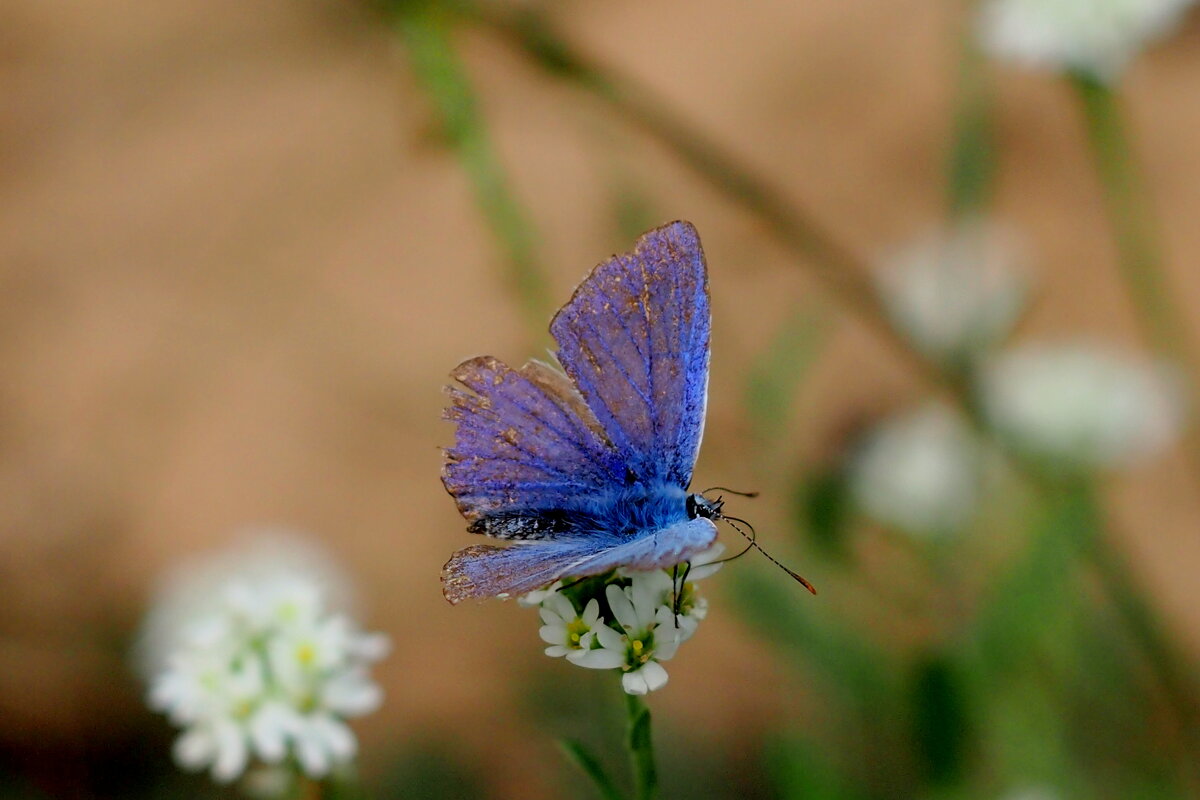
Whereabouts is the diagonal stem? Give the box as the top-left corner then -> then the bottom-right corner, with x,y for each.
395,6 -> 552,336
1071,73 -> 1200,483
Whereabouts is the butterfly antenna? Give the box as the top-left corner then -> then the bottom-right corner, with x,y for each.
722,515 -> 817,595
701,486 -> 760,498
703,521 -> 758,566
670,562 -> 692,627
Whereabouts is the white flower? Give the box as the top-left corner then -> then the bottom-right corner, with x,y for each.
522,548 -> 721,694
851,404 -> 981,537
685,542 -> 727,582
981,343 -> 1184,471
136,530 -> 354,680
140,533 -> 388,783
978,0 -> 1198,81
603,575 -> 686,695
537,594 -> 624,668
876,219 -> 1027,366
517,580 -> 563,608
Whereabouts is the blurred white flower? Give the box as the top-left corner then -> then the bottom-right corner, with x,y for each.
981,343 -> 1185,470
851,404 -> 981,537
978,0 -> 1198,81
876,219 -> 1027,367
140,532 -> 388,784
1000,787 -> 1063,800
136,531 -> 355,680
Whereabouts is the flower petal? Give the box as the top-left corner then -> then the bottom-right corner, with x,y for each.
605,585 -> 638,631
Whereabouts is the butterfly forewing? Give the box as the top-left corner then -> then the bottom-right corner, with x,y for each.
550,222 -> 710,488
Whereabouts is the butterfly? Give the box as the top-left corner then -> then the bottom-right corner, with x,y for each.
441,221 -> 809,604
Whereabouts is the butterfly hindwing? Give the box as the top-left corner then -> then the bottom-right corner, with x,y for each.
442,518 -> 718,603
550,221 -> 710,488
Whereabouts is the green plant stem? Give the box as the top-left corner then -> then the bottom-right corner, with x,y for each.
395,7 -> 551,336
558,739 -> 624,800
946,15 -> 994,219
1071,74 -> 1200,479
625,694 -> 657,800
1084,517 -> 1200,792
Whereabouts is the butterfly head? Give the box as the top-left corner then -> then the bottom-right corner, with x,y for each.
686,493 -> 725,520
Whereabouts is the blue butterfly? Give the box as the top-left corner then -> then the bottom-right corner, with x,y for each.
441,222 -> 737,603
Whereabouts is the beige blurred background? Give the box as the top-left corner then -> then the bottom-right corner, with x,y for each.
3,0 -> 1200,795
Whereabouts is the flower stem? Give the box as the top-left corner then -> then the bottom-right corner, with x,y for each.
1071,73 -> 1200,479
946,12 -> 995,219
393,5 -> 551,338
1083,518 -> 1200,793
625,693 -> 658,800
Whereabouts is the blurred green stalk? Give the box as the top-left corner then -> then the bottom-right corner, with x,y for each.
625,694 -> 658,800
395,7 -> 551,335
946,19 -> 995,219
558,739 -> 624,800
1071,74 -> 1200,479
1071,75 -> 1189,367
1045,482 -> 1200,791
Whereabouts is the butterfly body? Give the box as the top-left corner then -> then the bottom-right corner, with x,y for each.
467,483 -> 692,541
442,222 -> 719,604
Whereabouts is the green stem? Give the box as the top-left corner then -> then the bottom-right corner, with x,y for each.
1084,519 -> 1200,792
625,693 -> 658,800
945,14 -> 994,219
394,7 -> 551,337
323,766 -> 372,800
1071,74 -> 1200,479
558,739 -> 624,800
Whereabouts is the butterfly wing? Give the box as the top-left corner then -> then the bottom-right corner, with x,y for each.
549,221 -> 710,489
441,222 -> 716,602
443,517 -> 717,603
442,356 -> 622,522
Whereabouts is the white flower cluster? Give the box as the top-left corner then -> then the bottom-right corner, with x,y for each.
520,544 -> 724,695
876,220 -> 1027,368
981,343 -> 1184,471
978,0 -> 1198,81
851,404 -> 981,538
141,537 -> 389,784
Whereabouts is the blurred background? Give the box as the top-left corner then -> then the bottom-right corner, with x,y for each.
4,0 -> 1200,798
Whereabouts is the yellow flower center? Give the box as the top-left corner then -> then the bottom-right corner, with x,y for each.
296,642 -> 317,666
565,618 -> 590,649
